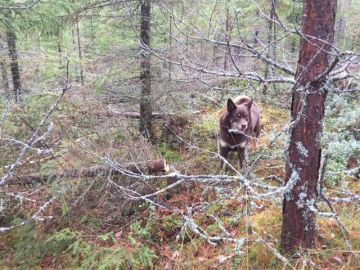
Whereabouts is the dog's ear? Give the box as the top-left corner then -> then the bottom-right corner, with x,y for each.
227,99 -> 236,113
245,99 -> 253,109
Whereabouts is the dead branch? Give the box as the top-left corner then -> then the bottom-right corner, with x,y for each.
7,159 -> 169,185
106,110 -> 201,119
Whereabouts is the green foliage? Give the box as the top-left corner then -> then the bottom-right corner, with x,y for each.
98,231 -> 116,244
134,246 -> 158,269
191,114 -> 218,149
80,245 -> 158,270
66,228 -> 158,270
161,214 -> 183,235
8,224 -> 158,269
44,228 -> 79,257
157,143 -> 182,162
130,221 -> 152,241
0,94 -> 60,142
9,221 -> 44,269
81,247 -> 130,270
0,0 -> 74,37
323,94 -> 360,185
81,215 -> 101,229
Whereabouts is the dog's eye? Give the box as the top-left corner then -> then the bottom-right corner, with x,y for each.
244,114 -> 248,118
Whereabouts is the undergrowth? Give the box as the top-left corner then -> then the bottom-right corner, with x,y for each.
1,93 -> 359,269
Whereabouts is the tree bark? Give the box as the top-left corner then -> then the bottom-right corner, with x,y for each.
57,40 -> 62,68
76,20 -> 84,86
168,3 -> 173,79
281,0 -> 337,254
89,12 -> 96,55
7,31 -> 21,103
263,0 -> 276,100
0,59 -> 9,97
0,37 -> 9,97
71,28 -> 79,83
336,0 -> 352,48
139,0 -> 154,142
223,0 -> 230,71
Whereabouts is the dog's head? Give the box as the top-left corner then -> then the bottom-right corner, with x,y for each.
227,98 -> 252,133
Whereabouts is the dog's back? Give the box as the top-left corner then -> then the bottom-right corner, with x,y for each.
233,95 -> 252,106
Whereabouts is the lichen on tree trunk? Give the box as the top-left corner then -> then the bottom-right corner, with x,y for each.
281,0 -> 337,254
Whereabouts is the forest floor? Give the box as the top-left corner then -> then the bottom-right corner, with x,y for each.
0,95 -> 359,269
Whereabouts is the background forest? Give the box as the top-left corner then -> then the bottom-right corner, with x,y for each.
0,0 -> 359,269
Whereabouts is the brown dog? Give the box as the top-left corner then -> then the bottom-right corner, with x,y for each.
218,96 -> 260,170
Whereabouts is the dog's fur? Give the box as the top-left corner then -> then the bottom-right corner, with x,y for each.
218,96 -> 260,170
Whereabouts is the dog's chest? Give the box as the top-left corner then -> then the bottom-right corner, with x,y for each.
219,138 -> 247,149
218,130 -> 248,149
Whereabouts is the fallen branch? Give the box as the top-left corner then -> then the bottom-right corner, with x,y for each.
7,159 -> 169,185
106,110 -> 201,119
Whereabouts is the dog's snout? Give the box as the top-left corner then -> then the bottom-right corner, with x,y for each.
241,124 -> 247,129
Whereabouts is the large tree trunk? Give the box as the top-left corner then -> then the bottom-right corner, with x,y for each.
139,0 -> 154,141
7,31 -> 21,103
280,0 -> 337,254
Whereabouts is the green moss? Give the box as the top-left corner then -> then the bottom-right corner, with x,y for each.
192,114 -> 218,139
157,143 -> 182,162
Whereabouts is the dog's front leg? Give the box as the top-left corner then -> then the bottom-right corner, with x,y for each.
219,147 -> 230,172
237,147 -> 248,169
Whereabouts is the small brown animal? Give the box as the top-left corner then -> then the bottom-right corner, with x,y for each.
218,96 -> 260,170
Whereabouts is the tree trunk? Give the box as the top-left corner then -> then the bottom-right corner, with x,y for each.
89,12 -> 96,55
76,20 -> 84,86
57,40 -> 62,67
7,31 -> 21,103
139,0 -> 154,142
336,0 -> 352,48
0,60 -> 9,97
168,3 -> 173,79
223,0 -> 230,71
253,7 -> 260,44
0,37 -> 9,98
71,28 -> 79,83
281,0 -> 337,254
263,0 -> 276,100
